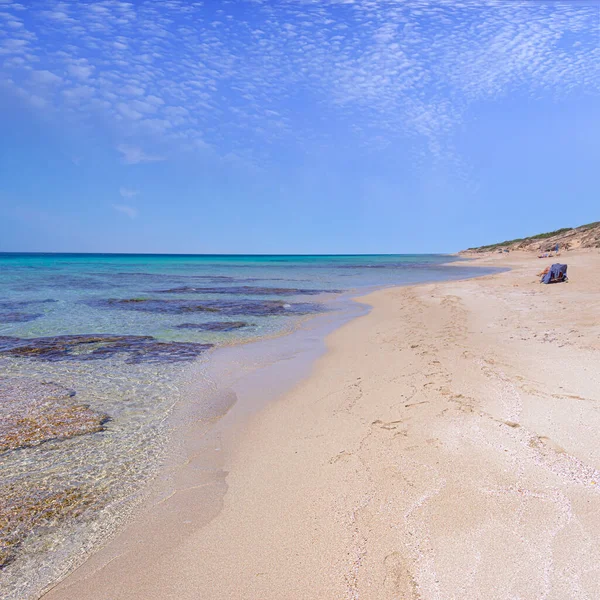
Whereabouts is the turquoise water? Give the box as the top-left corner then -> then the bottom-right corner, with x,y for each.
0,253 -> 493,599
1,253 -> 485,345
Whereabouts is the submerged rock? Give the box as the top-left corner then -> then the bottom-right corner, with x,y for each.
0,299 -> 55,310
0,312 -> 42,323
124,340 -> 213,364
0,378 -> 109,454
0,483 -> 91,568
206,299 -> 323,316
0,379 -> 106,566
108,272 -> 239,284
154,286 -> 339,296
0,334 -> 212,364
175,321 -> 249,331
87,298 -> 323,317
88,299 -> 219,313
11,275 -> 114,292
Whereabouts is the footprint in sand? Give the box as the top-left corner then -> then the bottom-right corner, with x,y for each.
383,551 -> 420,599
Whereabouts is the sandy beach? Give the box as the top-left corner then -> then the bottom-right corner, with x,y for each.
44,250 -> 600,600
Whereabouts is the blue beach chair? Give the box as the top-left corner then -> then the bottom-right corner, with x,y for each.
541,263 -> 568,284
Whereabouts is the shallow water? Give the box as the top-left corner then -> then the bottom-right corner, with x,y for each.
0,253 -> 496,599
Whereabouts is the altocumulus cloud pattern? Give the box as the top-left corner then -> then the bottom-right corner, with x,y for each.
1,0 -> 598,164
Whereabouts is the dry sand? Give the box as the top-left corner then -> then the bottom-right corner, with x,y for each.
44,251 -> 600,600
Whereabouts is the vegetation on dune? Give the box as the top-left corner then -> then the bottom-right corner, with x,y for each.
468,228 -> 571,251
465,221 -> 600,252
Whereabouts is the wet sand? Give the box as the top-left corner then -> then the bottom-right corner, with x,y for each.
44,250 -> 600,599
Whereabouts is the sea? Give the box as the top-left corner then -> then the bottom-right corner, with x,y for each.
0,253 -> 497,599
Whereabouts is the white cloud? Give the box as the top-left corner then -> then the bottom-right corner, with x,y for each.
113,203 -> 138,218
0,38 -> 28,55
61,85 -> 94,104
41,9 -> 72,22
31,69 -> 62,85
121,84 -> 145,96
130,99 -> 158,114
117,144 -> 164,165
117,102 -> 143,120
0,0 -> 597,165
119,187 -> 139,198
67,64 -> 94,80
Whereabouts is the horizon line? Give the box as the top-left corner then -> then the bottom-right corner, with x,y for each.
0,251 -> 456,257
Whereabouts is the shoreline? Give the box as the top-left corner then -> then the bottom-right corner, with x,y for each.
31,261 -> 499,600
37,282 -> 373,599
44,250 -> 600,599
4,256 -> 494,598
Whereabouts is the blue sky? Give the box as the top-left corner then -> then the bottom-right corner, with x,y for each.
0,0 -> 598,254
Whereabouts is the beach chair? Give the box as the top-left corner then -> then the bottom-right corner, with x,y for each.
541,263 -> 568,284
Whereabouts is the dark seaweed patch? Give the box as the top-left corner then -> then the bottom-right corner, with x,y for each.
0,312 -> 42,323
154,286 -> 340,296
87,299 -> 219,314
11,275 -> 115,292
0,299 -> 56,310
175,321 -> 249,332
0,334 -> 212,364
86,298 -> 323,316
104,273 -> 298,284
206,299 -> 322,316
108,272 -> 239,283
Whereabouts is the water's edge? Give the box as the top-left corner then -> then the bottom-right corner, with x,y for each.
38,264 -> 504,597
38,287 -> 369,597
